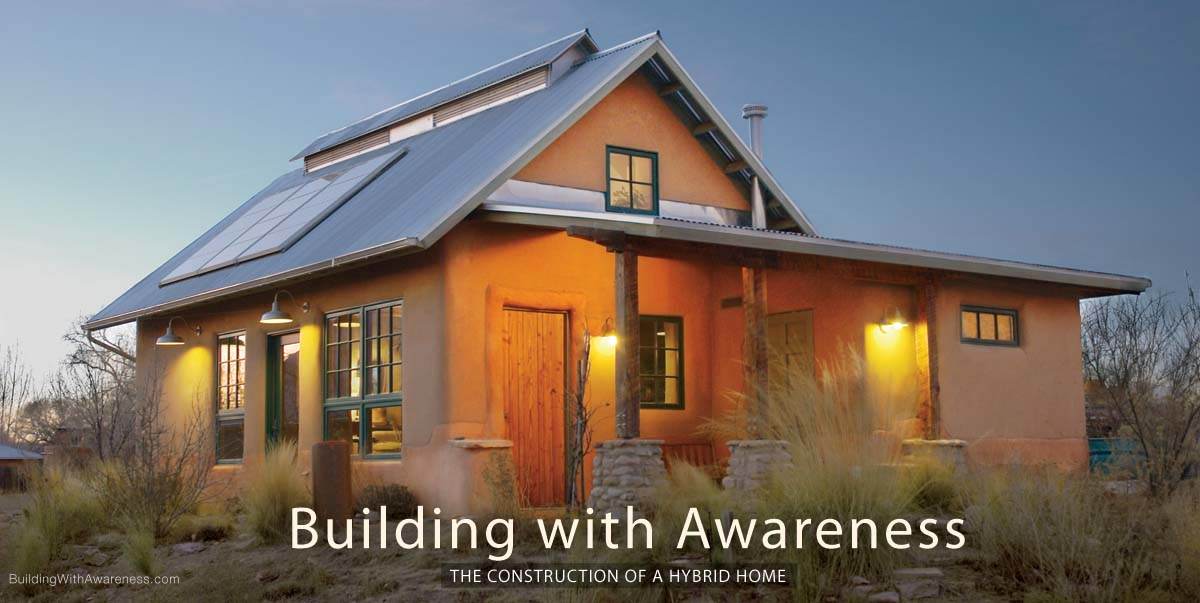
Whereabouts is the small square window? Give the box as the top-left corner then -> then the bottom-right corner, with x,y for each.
366,405 -> 403,455
961,306 -> 1019,346
606,147 -> 658,215
326,408 -> 360,455
216,417 -> 244,463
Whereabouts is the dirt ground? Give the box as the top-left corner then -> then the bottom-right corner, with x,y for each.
0,493 -> 1010,602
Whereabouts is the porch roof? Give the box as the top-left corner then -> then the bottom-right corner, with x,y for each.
479,204 -> 1151,296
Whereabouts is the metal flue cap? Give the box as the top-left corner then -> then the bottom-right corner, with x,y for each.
742,104 -> 768,119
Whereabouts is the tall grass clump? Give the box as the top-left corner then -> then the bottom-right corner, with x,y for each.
245,440 -> 309,543
968,469 -> 1165,601
122,523 -> 159,577
693,350 -> 916,600
10,466 -> 106,573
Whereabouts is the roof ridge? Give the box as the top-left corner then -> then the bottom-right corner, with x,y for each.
575,31 -> 659,66
306,29 -> 593,145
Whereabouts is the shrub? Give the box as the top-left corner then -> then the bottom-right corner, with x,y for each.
968,469 -> 1165,600
122,524 -> 159,577
356,483 -> 418,518
10,466 -> 106,573
901,455 -> 962,513
244,440 -> 309,543
168,512 -> 235,543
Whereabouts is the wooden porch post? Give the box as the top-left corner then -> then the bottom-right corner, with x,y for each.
614,246 -> 640,439
915,277 -> 941,439
742,265 -> 768,437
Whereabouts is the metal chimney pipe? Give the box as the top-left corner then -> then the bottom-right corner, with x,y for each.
742,104 -> 768,229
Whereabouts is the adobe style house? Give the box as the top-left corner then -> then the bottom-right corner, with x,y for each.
86,30 -> 1149,512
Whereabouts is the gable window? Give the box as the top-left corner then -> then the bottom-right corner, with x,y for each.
216,332 -> 246,463
606,146 -> 658,215
323,300 -> 404,457
639,315 -> 683,408
961,306 -> 1019,346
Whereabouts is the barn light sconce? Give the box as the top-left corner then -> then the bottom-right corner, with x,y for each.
599,318 -> 618,347
260,290 -> 309,325
879,307 -> 909,334
156,317 -> 201,346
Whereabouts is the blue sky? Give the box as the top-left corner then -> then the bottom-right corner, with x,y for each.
2,0 -> 1198,377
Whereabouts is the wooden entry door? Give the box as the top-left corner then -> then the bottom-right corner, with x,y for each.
768,310 -> 814,394
502,308 -> 567,507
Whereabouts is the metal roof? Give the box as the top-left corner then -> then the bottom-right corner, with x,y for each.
480,205 -> 1151,295
0,443 -> 42,461
291,29 -> 597,161
86,29 -> 1149,330
86,32 -> 659,329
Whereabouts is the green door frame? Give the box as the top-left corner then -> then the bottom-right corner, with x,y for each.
265,330 -> 299,447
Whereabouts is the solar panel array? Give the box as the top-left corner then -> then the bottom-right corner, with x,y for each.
161,149 -> 403,285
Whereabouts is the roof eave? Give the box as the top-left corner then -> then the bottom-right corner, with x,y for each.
478,205 -> 1151,296
650,43 -> 819,237
83,237 -> 425,331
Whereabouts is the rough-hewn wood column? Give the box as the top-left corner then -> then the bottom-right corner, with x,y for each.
742,265 -> 768,437
614,247 -> 640,439
914,277 -> 941,439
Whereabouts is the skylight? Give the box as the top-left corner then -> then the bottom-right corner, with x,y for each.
160,149 -> 405,285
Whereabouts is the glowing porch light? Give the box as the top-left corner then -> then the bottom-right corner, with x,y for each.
879,307 -> 909,333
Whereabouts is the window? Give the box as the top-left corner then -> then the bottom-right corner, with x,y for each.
639,316 -> 683,408
323,300 -> 404,457
961,306 -> 1019,346
216,333 -> 246,463
606,146 -> 658,214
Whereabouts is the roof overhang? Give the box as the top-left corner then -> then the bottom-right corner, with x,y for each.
478,204 -> 1151,296
82,238 -> 424,331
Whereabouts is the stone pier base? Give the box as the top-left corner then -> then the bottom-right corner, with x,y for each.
587,439 -> 666,515
901,439 -> 968,473
722,440 -> 792,490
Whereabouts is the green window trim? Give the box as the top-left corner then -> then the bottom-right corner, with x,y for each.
215,411 -> 245,464
639,315 -> 684,409
215,331 -> 247,464
960,305 -> 1019,347
605,146 -> 659,215
322,299 -> 404,459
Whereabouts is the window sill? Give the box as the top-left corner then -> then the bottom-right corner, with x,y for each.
215,459 -> 243,466
640,403 -> 685,411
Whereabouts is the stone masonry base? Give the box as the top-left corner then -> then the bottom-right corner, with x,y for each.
722,439 -> 793,490
587,439 -> 666,515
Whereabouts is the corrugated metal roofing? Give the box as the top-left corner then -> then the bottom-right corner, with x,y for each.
86,32 -> 658,329
0,443 -> 42,461
291,29 -> 596,161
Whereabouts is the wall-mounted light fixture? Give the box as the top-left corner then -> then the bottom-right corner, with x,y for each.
599,317 -> 618,347
260,290 -> 310,325
879,307 -> 909,334
156,316 -> 201,347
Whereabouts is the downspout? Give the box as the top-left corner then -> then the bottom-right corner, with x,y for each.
87,329 -> 135,364
741,104 -> 768,228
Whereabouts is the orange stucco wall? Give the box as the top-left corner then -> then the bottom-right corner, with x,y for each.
515,71 -> 750,212
135,250 -> 462,507
933,280 -> 1088,470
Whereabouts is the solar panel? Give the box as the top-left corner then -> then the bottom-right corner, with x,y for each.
160,148 -> 405,285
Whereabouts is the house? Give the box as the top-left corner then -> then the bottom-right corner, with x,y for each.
85,30 -> 1149,512
0,443 -> 42,491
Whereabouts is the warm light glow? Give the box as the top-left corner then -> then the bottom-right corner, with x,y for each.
878,307 -> 909,333
260,316 -> 294,325
600,334 -> 618,347
156,339 -> 185,346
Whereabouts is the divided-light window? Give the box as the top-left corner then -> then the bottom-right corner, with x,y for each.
639,316 -> 683,409
961,306 -> 1019,346
606,146 -> 658,214
323,301 -> 404,457
216,332 -> 246,463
